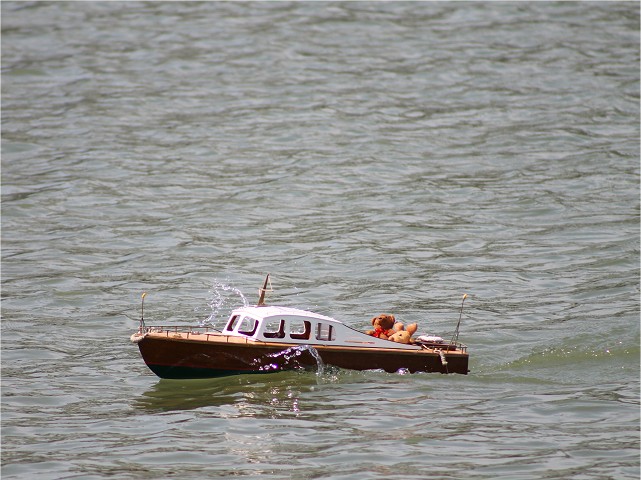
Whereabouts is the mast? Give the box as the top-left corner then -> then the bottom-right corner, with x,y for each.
449,293 -> 468,347
140,292 -> 147,331
257,274 -> 270,306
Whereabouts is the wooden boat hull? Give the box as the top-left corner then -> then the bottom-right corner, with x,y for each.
134,332 -> 469,379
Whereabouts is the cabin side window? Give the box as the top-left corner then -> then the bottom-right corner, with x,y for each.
289,319 -> 311,340
263,318 -> 286,339
316,322 -> 336,341
226,315 -> 241,332
238,316 -> 258,336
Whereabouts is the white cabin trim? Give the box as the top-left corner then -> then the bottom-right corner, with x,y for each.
222,305 -> 419,350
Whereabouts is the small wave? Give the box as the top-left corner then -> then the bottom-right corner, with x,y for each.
507,343 -> 639,368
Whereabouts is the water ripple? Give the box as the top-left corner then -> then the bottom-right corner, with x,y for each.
2,2 -> 639,479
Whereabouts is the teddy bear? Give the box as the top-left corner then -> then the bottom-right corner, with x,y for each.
366,314 -> 397,340
388,322 -> 418,344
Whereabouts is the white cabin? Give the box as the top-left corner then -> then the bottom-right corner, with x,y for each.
223,305 -> 419,350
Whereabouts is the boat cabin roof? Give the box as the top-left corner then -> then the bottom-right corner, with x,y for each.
223,304 -> 419,350
231,305 -> 340,323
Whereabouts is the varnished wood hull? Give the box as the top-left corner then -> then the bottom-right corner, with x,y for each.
135,333 -> 469,379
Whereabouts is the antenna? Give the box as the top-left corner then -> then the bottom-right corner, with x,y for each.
257,274 -> 271,306
449,293 -> 468,348
140,292 -> 147,331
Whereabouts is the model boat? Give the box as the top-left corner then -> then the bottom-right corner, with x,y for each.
130,276 -> 469,379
